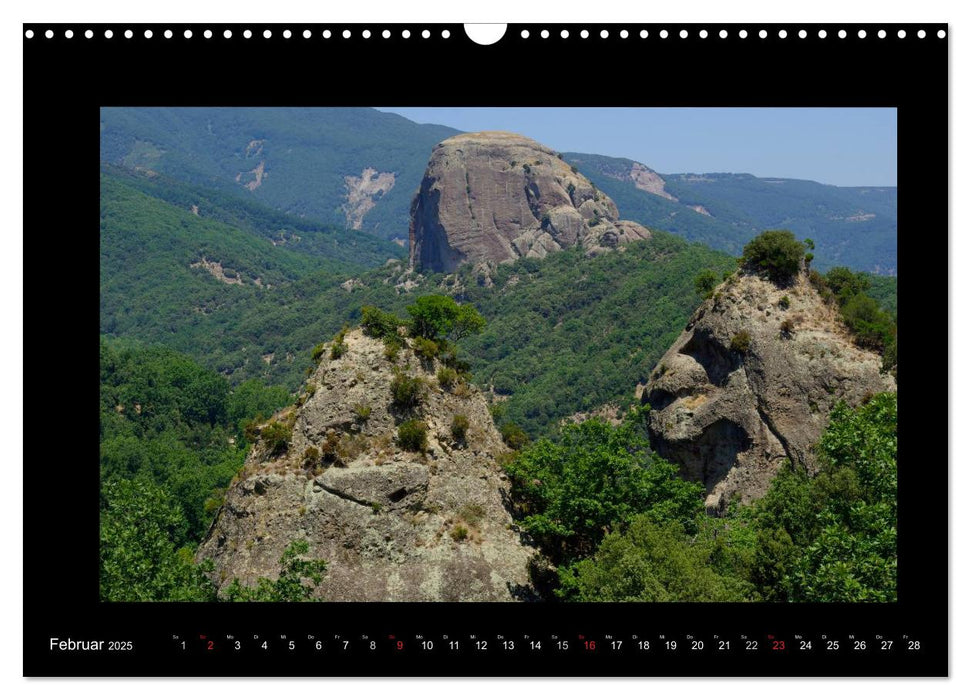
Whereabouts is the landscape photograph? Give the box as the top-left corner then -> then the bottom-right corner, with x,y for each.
99,107 -> 898,603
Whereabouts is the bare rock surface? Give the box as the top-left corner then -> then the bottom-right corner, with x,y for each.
408,132 -> 651,272
643,268 -> 895,512
198,329 -> 536,601
342,167 -> 396,230
626,161 -> 677,200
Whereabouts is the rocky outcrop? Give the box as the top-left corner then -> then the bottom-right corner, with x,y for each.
643,267 -> 895,512
626,162 -> 677,201
198,329 -> 536,601
408,132 -> 651,272
342,167 -> 396,230
566,156 -> 677,200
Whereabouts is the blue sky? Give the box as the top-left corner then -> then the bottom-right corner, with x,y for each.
377,108 -> 896,187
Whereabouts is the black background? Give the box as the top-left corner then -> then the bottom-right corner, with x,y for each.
23,22 -> 947,677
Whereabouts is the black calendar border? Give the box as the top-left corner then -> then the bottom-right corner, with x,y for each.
23,23 -> 948,677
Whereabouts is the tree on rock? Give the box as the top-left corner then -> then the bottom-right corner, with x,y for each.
406,295 -> 486,343
694,269 -> 720,298
741,230 -> 806,284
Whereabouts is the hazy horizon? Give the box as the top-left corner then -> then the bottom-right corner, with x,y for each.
377,107 -> 897,188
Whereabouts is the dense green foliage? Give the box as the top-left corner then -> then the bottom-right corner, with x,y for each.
406,295 -> 486,342
825,267 -> 898,331
841,295 -> 896,352
361,305 -> 403,341
100,107 -> 458,238
565,153 -> 897,273
748,394 -> 898,601
458,234 -> 738,435
694,268 -> 720,298
507,396 -> 897,603
558,516 -> 757,602
500,422 -> 530,450
227,379 -> 291,438
505,417 -> 705,563
100,339 -> 287,541
100,478 -> 216,602
741,230 -> 806,283
100,171 -> 406,384
811,267 -> 897,371
824,266 -> 873,304
99,339 -> 291,601
864,273 -> 898,317
223,541 -> 328,602
103,210 -> 738,435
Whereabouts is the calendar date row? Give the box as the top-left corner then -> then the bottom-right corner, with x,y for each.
174,633 -> 924,655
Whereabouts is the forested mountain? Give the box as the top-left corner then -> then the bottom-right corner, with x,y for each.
564,152 -> 897,273
101,126 -> 896,437
101,180 -> 736,436
102,164 -> 404,264
101,108 -> 896,273
100,107 -> 459,240
99,114 -> 898,604
100,169 -> 403,375
99,338 -> 290,601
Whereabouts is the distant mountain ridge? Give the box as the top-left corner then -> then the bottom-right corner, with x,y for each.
100,164 -> 740,434
101,164 -> 404,264
101,107 -> 896,273
563,152 -> 897,274
100,107 -> 460,242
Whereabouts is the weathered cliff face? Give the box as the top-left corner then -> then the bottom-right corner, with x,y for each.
643,268 -> 896,512
342,167 -> 395,230
198,329 -> 536,601
408,132 -> 651,272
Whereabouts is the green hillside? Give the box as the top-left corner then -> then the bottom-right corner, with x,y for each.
100,170 -> 401,372
564,152 -> 897,274
99,337 -> 291,602
101,165 -> 403,264
101,108 -> 896,273
98,109 -> 899,605
565,153 -> 747,253
100,107 -> 459,239
103,165 -> 885,438
457,237 -> 737,434
101,188 -> 736,435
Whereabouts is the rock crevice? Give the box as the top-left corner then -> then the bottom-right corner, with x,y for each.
644,268 -> 895,511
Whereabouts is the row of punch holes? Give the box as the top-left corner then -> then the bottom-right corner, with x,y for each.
24,26 -> 947,41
